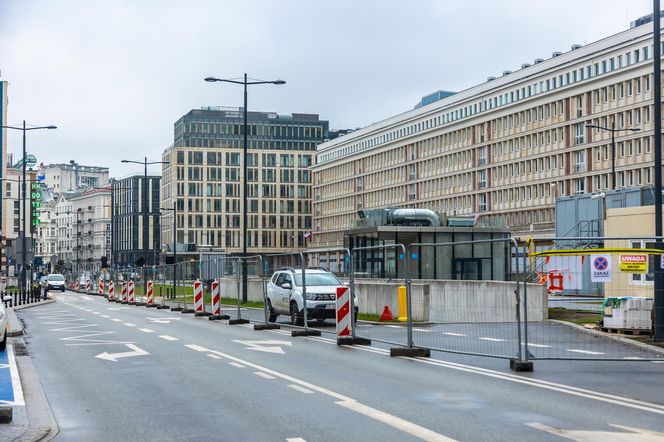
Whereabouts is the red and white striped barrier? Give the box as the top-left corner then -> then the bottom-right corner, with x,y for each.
193,279 -> 204,314
146,280 -> 154,306
128,280 -> 135,304
75,279 -> 80,292
211,279 -> 220,315
108,280 -> 115,301
121,281 -> 128,303
85,278 -> 91,293
336,286 -> 352,337
98,278 -> 104,295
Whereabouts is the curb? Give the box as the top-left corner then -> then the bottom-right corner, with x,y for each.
547,319 -> 664,356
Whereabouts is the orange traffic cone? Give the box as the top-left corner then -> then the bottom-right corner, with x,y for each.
379,305 -> 394,321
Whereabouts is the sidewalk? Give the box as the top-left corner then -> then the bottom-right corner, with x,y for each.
0,298 -> 59,442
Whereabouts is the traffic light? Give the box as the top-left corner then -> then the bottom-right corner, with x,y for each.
101,256 -> 108,268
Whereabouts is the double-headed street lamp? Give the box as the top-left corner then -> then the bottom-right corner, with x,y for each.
204,74 -> 285,302
1,121 -> 56,289
585,119 -> 641,190
121,158 -> 169,294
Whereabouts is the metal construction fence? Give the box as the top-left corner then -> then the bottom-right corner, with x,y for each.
61,237 -> 664,368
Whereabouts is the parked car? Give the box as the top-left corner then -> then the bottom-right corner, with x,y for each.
45,274 -> 66,292
266,268 -> 358,326
1,294 -> 12,351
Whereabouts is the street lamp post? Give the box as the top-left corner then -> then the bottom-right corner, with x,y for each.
160,203 -> 177,304
204,74 -> 285,302
1,122 -> 56,289
585,120 -> 641,190
121,158 -> 169,296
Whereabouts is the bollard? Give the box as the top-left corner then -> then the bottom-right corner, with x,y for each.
75,279 -> 80,292
121,281 -> 128,304
108,281 -> 115,302
397,285 -> 408,322
98,278 -> 104,296
208,279 -> 229,320
146,280 -> 155,308
128,280 -> 135,305
193,280 -> 210,317
86,278 -> 91,294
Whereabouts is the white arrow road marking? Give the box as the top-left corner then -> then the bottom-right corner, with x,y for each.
232,340 -> 292,355
527,422 -> 664,441
95,344 -> 149,362
146,317 -> 181,324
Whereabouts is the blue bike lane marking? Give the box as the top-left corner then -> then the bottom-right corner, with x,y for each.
0,346 -> 24,406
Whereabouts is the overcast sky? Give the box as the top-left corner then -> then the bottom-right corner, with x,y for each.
0,0 -> 654,178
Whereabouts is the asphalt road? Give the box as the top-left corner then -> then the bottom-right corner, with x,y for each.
16,291 -> 664,441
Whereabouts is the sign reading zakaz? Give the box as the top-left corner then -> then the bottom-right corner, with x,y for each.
590,254 -> 611,282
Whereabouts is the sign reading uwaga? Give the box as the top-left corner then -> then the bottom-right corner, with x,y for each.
619,254 -> 647,273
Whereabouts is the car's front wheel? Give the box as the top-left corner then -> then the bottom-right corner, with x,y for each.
290,302 -> 303,326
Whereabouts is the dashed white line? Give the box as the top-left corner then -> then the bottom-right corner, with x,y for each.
92,312 -> 101,315
159,335 -> 179,341
101,315 -> 110,318
523,343 -> 551,348
254,371 -> 275,380
286,438 -> 307,442
185,344 -> 209,352
478,337 -> 507,342
111,319 -> 122,322
413,328 -> 432,333
288,384 -> 314,394
566,349 -> 605,355
443,332 -> 466,337
229,362 -> 245,368
124,323 -> 137,327
139,328 -> 154,333
207,354 -> 223,360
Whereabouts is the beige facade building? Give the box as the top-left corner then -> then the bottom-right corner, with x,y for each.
312,19 -> 663,257
161,108 -> 328,257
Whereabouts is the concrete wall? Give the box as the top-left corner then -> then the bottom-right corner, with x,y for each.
215,276 -> 548,323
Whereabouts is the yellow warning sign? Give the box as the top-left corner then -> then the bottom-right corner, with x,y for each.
619,255 -> 647,273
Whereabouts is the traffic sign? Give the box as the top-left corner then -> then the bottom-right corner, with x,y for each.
25,154 -> 37,168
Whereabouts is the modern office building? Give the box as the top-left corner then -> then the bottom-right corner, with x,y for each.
161,107 -> 328,257
44,162 -> 109,193
111,175 -> 161,268
311,17 -> 663,262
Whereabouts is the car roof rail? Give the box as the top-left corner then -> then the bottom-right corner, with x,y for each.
276,267 -> 296,272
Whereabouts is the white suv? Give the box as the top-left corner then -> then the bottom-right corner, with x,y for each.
266,268 -> 357,326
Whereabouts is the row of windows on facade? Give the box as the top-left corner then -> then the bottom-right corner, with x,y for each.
176,151 -> 313,167
178,122 -> 325,139
179,138 -> 319,151
175,181 -> 311,198
171,198 -> 311,215
319,41 -> 659,164
171,229 -> 309,249
176,167 -> 311,184
179,214 -> 311,230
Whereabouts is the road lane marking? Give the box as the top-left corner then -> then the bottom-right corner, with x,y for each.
478,337 -> 507,342
159,335 -> 179,341
111,319 -> 122,322
6,346 -> 25,406
101,315 -> 110,318
92,312 -> 100,315
233,340 -> 292,354
207,354 -> 223,360
254,371 -> 275,380
185,344 -> 454,440
124,323 -> 137,327
96,344 -> 149,362
566,349 -> 605,355
527,422 -> 664,440
286,438 -> 306,442
443,332 -> 466,337
413,328 -> 432,333
185,344 -> 209,352
139,328 -> 155,333
288,384 -> 314,394
228,362 -> 245,368
522,343 -> 551,348
146,317 -> 181,324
